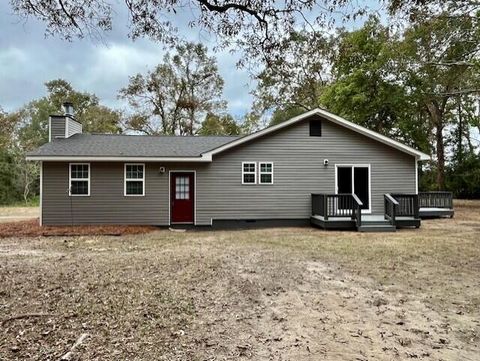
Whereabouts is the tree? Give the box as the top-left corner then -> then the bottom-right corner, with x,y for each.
15,79 -> 122,149
0,80 -> 122,204
387,0 -> 480,21
0,108 -> 20,149
198,113 -> 240,135
82,105 -> 123,134
397,13 -> 480,189
0,151 -> 20,204
446,152 -> 480,199
119,42 -> 225,135
268,106 -> 306,126
239,111 -> 263,134
253,19 -> 427,148
9,0 -> 361,65
253,31 -> 331,116
320,17 -> 428,148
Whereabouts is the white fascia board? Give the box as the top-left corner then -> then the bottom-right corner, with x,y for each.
320,110 -> 431,161
204,108 -> 430,161
26,154 -> 213,162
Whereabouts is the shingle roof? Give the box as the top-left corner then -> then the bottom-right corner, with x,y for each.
27,133 -> 239,158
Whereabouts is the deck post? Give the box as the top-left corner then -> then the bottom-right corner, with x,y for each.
324,195 -> 328,221
413,194 -> 420,219
413,194 -> 419,219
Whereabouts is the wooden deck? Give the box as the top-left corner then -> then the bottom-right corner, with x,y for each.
310,214 -> 420,231
311,192 -> 453,231
418,192 -> 454,218
311,193 -> 421,232
310,214 -> 356,230
419,207 -> 454,218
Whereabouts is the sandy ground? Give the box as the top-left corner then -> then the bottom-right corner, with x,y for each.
0,207 -> 39,223
0,200 -> 479,360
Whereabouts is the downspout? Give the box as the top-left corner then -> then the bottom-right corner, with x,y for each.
39,161 -> 43,226
415,157 -> 419,194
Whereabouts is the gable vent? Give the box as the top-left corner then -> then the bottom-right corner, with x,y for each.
309,120 -> 322,136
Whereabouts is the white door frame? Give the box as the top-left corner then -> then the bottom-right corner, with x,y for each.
334,164 -> 372,214
168,170 -> 197,225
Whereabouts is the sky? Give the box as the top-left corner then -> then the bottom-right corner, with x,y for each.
0,2 -> 255,117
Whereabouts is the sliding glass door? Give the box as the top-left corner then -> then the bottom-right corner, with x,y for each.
336,165 -> 370,211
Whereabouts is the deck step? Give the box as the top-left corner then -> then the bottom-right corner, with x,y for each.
358,222 -> 396,232
362,221 -> 389,226
358,225 -> 396,232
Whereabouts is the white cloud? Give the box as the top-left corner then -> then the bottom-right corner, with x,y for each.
0,47 -> 28,65
0,2 -> 255,117
86,43 -> 164,81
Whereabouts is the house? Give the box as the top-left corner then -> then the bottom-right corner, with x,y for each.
26,104 -> 433,232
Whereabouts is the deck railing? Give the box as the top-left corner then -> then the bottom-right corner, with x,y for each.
419,191 -> 453,209
384,194 -> 399,226
390,193 -> 419,219
311,193 -> 326,218
312,193 -> 363,226
351,194 -> 363,228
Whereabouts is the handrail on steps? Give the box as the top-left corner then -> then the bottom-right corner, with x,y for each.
351,193 -> 363,228
384,193 -> 399,226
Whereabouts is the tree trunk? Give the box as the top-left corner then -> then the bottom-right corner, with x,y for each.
435,122 -> 446,190
23,168 -> 30,204
426,102 -> 446,190
457,97 -> 463,163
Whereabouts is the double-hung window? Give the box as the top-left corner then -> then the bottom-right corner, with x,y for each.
242,162 -> 256,184
69,163 -> 90,196
259,162 -> 274,184
125,164 -> 145,196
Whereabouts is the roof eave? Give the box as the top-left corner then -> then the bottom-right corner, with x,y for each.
25,154 -> 213,162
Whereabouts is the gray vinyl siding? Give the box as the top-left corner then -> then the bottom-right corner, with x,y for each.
194,119 -> 415,225
41,116 -> 416,225
43,162 -> 166,225
50,116 -> 66,140
66,118 -> 82,138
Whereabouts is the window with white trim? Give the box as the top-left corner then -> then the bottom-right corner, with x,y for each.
69,163 -> 90,196
242,162 -> 256,184
125,164 -> 145,196
259,162 -> 274,184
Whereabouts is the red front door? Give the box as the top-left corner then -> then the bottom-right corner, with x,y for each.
171,172 -> 194,224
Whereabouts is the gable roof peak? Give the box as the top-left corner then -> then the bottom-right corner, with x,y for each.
203,108 -> 430,161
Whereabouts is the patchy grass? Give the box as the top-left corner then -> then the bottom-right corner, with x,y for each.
0,201 -> 479,360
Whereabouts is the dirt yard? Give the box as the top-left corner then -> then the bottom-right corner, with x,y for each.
1,201 -> 479,360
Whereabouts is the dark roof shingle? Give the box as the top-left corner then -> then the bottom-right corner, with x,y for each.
27,134 -> 239,158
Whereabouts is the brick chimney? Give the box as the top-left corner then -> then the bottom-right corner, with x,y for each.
49,102 -> 83,142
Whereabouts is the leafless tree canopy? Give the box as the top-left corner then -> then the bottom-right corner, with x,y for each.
10,0 -> 359,64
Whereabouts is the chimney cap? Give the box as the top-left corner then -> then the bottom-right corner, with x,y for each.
62,102 -> 74,116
